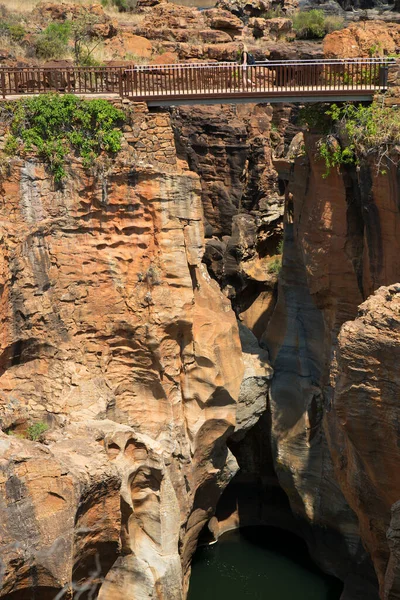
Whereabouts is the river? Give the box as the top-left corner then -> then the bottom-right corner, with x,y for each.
188,527 -> 343,600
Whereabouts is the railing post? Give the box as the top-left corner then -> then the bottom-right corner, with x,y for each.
1,70 -> 5,99
379,64 -> 389,91
119,69 -> 123,98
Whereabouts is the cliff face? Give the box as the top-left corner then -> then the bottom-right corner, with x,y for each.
3,95 -> 400,600
265,135 -> 400,598
170,103 -> 285,336
331,285 -> 400,600
0,103 -> 271,599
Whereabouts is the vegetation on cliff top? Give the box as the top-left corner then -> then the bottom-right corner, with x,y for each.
2,94 -> 125,182
292,10 -> 344,40
300,102 -> 400,176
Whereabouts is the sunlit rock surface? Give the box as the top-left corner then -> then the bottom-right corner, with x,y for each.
0,103 -> 271,599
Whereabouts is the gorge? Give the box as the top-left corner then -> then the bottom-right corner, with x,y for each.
1,1 -> 400,599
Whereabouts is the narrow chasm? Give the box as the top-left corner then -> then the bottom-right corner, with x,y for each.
172,100 -> 400,600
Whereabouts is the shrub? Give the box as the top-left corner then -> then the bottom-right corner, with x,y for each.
293,10 -> 344,39
324,15 -> 345,33
302,102 -> 400,176
268,237 -> 284,274
2,94 -> 125,181
70,13 -> 106,65
27,422 -> 48,441
34,21 -> 71,59
299,103 -> 335,134
0,21 -> 26,42
268,256 -> 282,274
293,10 -> 325,39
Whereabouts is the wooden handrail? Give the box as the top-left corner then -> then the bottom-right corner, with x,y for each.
0,59 -> 394,102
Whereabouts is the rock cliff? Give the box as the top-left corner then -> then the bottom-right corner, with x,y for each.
263,136 -> 400,599
0,102 -> 271,599
2,44 -> 400,600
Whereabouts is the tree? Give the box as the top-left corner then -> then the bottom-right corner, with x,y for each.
71,13 -> 103,66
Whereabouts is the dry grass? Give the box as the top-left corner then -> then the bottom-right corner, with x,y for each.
0,0 -> 40,12
0,0 -> 146,25
101,7 -> 146,22
0,32 -> 27,58
0,0 -> 102,12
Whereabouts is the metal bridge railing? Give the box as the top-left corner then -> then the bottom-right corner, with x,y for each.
124,58 -> 393,100
0,58 -> 394,100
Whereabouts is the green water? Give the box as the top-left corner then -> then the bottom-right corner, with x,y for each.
188,527 -> 343,600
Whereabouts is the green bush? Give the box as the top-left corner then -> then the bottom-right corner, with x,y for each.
299,103 -> 333,133
303,102 -> 400,176
0,21 -> 26,42
293,10 -> 343,39
268,256 -> 282,274
293,10 -> 325,39
34,22 -> 71,59
3,94 -> 125,181
27,422 -> 48,441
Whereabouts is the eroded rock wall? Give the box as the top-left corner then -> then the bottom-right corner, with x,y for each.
329,285 -> 400,600
0,103 -> 272,599
265,134 -> 400,598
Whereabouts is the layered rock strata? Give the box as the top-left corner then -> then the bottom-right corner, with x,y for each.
0,102 -> 271,599
264,135 -> 400,598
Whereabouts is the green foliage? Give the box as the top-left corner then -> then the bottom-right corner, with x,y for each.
268,256 -> 282,274
341,67 -> 374,86
368,42 -> 383,57
27,422 -> 48,441
2,94 -> 125,181
34,21 -> 72,59
304,102 -> 400,176
4,428 -> 24,439
298,103 -> 334,134
34,15 -> 105,64
292,9 -> 344,39
292,10 -> 325,39
318,137 -> 355,177
0,21 -> 26,42
268,237 -> 284,274
4,134 -> 18,156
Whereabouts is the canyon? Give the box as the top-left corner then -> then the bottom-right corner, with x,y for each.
1,1 -> 400,600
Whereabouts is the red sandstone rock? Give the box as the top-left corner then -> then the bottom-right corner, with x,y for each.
324,21 -> 400,58
205,8 -> 244,37
248,17 -> 294,41
104,33 -> 153,59
0,102 -> 273,600
330,285 -> 400,598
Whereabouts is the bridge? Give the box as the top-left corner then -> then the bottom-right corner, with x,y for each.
0,58 -> 393,106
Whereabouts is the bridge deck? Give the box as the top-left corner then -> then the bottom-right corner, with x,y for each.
0,58 -> 393,105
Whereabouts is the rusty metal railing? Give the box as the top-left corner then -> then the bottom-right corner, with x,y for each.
0,66 -> 126,98
0,59 -> 394,101
123,58 -> 393,101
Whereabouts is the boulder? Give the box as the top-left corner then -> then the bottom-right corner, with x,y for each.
249,16 -> 293,40
216,0 -> 298,19
324,21 -> 400,58
205,8 -> 244,37
104,33 -> 153,59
